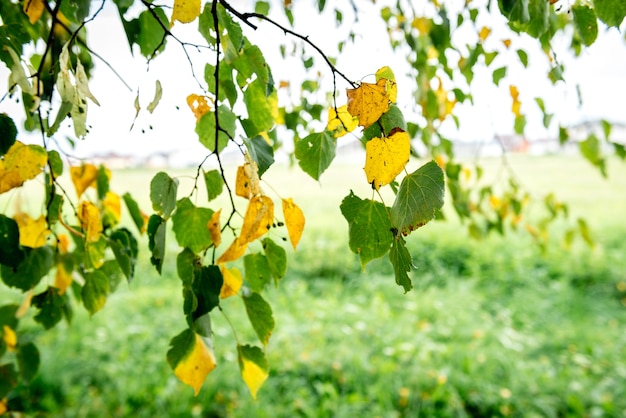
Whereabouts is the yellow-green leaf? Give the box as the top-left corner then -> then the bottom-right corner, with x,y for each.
364,129 -> 411,190
216,236 -> 248,264
54,263 -> 73,295
282,198 -> 305,250
0,141 -> 47,194
219,264 -> 242,298
375,66 -> 397,103
70,164 -> 99,198
240,196 -> 274,245
2,325 -> 17,352
207,209 -> 222,248
78,201 -> 102,243
238,344 -> 269,400
326,105 -> 358,138
14,213 -> 49,248
346,79 -> 390,127
171,0 -> 201,26
167,329 -> 216,396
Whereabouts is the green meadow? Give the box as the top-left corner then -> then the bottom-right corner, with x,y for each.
3,155 -> 626,417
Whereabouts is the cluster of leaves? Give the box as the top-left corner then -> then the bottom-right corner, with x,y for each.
0,0 -> 625,411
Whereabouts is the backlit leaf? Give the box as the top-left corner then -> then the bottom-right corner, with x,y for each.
54,263 -> 73,295
167,329 -> 216,396
23,0 -> 45,24
147,80 -> 162,113
243,292 -> 274,346
243,136 -> 274,177
187,94 -> 212,120
347,79 -> 390,127
327,105 -> 358,138
123,193 -> 147,234
203,169 -> 223,202
70,164 -> 98,198
217,236 -> 248,263
219,265 -> 242,298
207,209 -> 221,248
14,213 -> 49,248
593,0 -> 626,27
235,160 -> 262,199
0,141 -> 47,194
82,270 -> 109,315
240,196 -> 274,245
572,5 -> 598,46
364,129 -> 411,190
196,105 -> 236,153
375,66 -> 397,103
282,198 -> 305,250
172,198 -> 214,253
78,201 -> 102,243
510,85 -> 521,117
295,131 -> 336,180
243,79 -> 278,137
102,191 -> 121,228
171,0 -> 201,25
390,161 -> 445,236
150,171 -> 178,218
389,236 -> 413,292
340,191 -> 393,268
238,344 -> 269,400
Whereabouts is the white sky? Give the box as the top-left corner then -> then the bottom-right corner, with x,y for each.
1,0 -> 625,159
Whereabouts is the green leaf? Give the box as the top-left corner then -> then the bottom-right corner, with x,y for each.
577,218 -> 594,247
32,287 -> 66,329
191,265 -> 222,320
389,236 -> 413,292
96,165 -> 109,200
514,115 -> 526,134
217,3 -> 244,63
492,66 -> 507,86
340,191 -> 393,268
110,228 -> 138,283
295,131 -> 336,180
150,172 -> 178,218
255,1 -> 270,14
1,246 -> 53,291
136,8 -> 168,57
390,161 -> 445,236
0,305 -> 19,329
0,364 -> 18,398
243,79 -> 277,137
594,0 -> 626,27
243,253 -> 272,292
177,248 -> 196,287
243,292 -> 274,346
0,113 -> 17,156
499,0 -> 529,23
148,215 -> 166,274
172,198 -> 214,253
16,342 -> 40,383
572,5 -> 598,46
362,105 -> 407,141
0,214 -> 24,268
166,328 -> 194,370
123,193 -> 145,234
262,237 -> 287,283
198,3 -> 216,44
524,0 -> 548,37
243,136 -> 274,177
203,169 -> 223,202
47,150 -> 63,177
82,270 -> 110,316
85,236 -> 107,270
59,0 -> 91,22
579,134 -> 606,177
196,105 -> 236,153
232,45 -> 269,89
516,49 -> 528,67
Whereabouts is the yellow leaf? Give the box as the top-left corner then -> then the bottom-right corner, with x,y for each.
435,78 -> 456,121
0,141 -> 47,194
70,164 -> 98,198
16,290 -> 33,318
240,196 -> 274,244
78,201 -> 102,243
187,93 -> 211,120
2,325 -> 17,352
14,213 -> 49,248
103,191 -> 121,226
346,79 -> 390,128
502,39 -> 512,48
207,209 -> 222,248
510,85 -> 521,116
364,129 -> 411,190
240,353 -> 268,400
282,198 -> 305,250
327,105 -> 358,138
23,0 -> 45,24
174,333 -> 217,396
375,66 -> 397,103
0,397 -> 7,415
219,265 -> 242,298
479,26 -> 491,42
235,165 -> 251,199
57,234 -> 70,254
216,236 -> 248,264
170,0 -> 201,26
54,263 -> 73,295
412,17 -> 431,34
235,158 -> 261,199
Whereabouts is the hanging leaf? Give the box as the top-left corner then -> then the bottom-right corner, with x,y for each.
207,209 -> 222,248
243,136 -> 274,177
262,238 -> 287,283
82,270 -> 110,316
23,0 -> 45,24
110,228 -> 138,283
2,325 -> 17,352
150,172 -> 178,218
167,329 -> 216,396
237,344 -> 269,400
362,105 -> 407,141
510,85 -> 521,117
32,286 -> 66,329
346,79 -> 390,127
243,253 -> 272,292
170,0 -> 201,26
593,0 -> 626,28
187,94 -> 212,120
1,247 -> 53,291
0,215 -> 24,268
78,201 -> 102,243
148,215 -> 166,274
243,292 -> 274,346
216,236 -> 248,264
375,66 -> 397,103
0,114 -> 17,156
172,198 -> 214,253
390,161 -> 445,236
0,141 -> 47,194
326,105 -> 358,138
364,129 -> 411,190
240,196 -> 274,245
340,191 -> 393,268
196,105 -> 236,153
294,131 -> 336,180
54,263 -> 73,295
16,342 -> 39,383
219,265 -> 242,298
243,79 -> 278,137
389,236 -> 413,292
191,265 -> 222,320
203,169 -> 223,202
282,198 -> 305,250
147,80 -> 162,113
70,164 -> 98,198
123,193 -> 147,234
14,213 -> 49,248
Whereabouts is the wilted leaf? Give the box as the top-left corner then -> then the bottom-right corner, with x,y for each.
243,292 -> 274,346
390,161 -> 445,236
171,0 -> 201,25
236,159 -> 261,199
167,329 -> 216,396
216,236 -> 248,264
238,344 -> 269,400
282,198 -> 305,250
78,201 -> 102,243
14,213 -> 49,248
70,164 -> 98,198
240,196 -> 274,245
207,209 -> 222,248
364,130 -> 411,190
326,105 -> 358,138
187,93 -> 211,120
147,80 -> 162,113
219,265 -> 242,298
347,79 -> 390,127
0,141 -> 47,194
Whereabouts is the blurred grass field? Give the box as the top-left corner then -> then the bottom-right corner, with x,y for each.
3,155 -> 626,417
